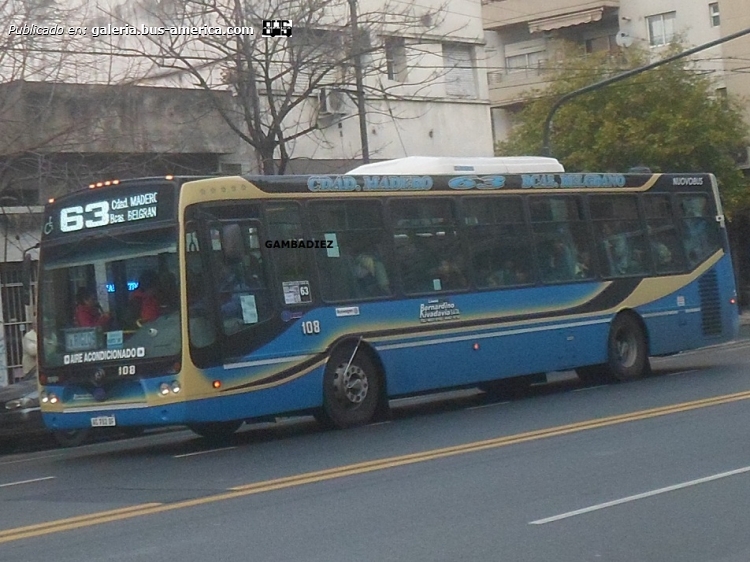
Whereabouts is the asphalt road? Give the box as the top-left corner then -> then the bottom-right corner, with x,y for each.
2,335 -> 750,561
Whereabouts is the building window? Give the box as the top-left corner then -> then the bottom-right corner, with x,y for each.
384,36 -> 407,82
709,3 -> 720,27
504,50 -> 546,76
585,34 -> 617,54
647,12 -> 676,47
443,43 -> 477,99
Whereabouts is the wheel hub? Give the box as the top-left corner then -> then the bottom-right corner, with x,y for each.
615,329 -> 637,368
333,363 -> 369,407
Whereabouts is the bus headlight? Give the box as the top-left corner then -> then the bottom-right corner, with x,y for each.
159,381 -> 181,395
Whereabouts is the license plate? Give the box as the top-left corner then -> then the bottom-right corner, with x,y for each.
90,415 -> 116,427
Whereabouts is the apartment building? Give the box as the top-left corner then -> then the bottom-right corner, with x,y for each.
484,0 -> 730,145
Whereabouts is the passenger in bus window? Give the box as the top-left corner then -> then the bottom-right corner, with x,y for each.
682,197 -> 710,264
432,258 -> 467,290
487,259 -> 525,286
541,239 -> 576,281
353,252 -> 390,296
74,287 -> 111,328
602,223 -> 630,275
129,270 -> 163,325
574,250 -> 591,279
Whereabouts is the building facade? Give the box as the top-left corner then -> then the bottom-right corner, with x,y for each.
484,0 -> 732,146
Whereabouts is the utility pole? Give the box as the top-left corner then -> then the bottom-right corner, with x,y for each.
542,26 -> 750,157
347,0 -> 370,163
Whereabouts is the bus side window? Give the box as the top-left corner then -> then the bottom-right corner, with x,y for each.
389,199 -> 467,294
185,225 -> 217,351
309,200 -> 392,302
643,195 -> 687,274
266,202 -> 316,305
464,197 -> 533,288
679,194 -> 720,268
529,196 -> 593,283
590,195 -> 648,278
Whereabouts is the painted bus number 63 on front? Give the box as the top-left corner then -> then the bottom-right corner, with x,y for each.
60,201 -> 110,232
302,320 -> 321,335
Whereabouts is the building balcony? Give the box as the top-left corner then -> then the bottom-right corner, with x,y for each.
484,0 -> 619,32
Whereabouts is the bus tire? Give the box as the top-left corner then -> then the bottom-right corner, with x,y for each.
605,313 -> 650,382
53,429 -> 90,448
187,420 -> 242,441
320,345 -> 381,429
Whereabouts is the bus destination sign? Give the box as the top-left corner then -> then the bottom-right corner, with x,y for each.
43,182 -> 176,239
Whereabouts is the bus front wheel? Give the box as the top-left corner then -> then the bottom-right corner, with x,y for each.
606,313 -> 650,381
319,345 -> 382,429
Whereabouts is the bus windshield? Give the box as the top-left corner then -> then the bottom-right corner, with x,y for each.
39,227 -> 181,369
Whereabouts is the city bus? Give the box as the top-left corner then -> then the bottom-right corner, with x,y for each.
35,157 -> 739,440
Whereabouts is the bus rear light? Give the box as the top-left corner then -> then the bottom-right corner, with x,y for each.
730,297 -> 737,305
212,380 -> 221,389
472,343 -> 480,350
48,198 -> 55,204
48,393 -> 59,404
165,175 -> 174,180
171,382 -> 181,394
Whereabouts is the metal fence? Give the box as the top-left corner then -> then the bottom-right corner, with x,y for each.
1,262 -> 36,382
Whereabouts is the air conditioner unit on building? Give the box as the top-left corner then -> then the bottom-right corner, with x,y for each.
317,87 -> 348,116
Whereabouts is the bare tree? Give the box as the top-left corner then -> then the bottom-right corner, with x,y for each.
103,0 -> 460,174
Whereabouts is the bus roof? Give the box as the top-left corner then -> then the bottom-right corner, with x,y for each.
346,156 -> 564,175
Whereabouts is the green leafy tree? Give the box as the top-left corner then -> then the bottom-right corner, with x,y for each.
496,44 -> 749,212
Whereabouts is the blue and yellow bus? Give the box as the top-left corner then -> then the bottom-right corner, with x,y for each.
36,157 -> 739,440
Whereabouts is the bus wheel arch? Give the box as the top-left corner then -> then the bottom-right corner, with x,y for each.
317,339 -> 386,429
605,310 -> 651,381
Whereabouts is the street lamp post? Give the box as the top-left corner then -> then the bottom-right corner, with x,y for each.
347,0 -> 370,164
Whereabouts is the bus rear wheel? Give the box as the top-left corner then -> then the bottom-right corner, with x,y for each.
188,420 -> 242,441
319,345 -> 381,429
605,313 -> 650,381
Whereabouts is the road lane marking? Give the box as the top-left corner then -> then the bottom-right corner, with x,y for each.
467,401 -> 510,410
0,476 -> 56,488
3,388 -> 750,543
0,454 -> 64,466
573,385 -> 607,392
667,369 -> 699,377
529,465 -> 750,525
173,447 -> 237,458
0,504 -> 162,539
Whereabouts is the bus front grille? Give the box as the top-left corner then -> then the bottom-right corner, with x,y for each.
698,270 -> 722,336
